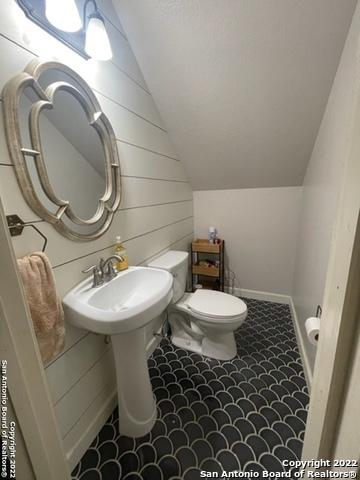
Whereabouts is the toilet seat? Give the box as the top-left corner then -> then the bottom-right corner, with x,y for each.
186,289 -> 247,324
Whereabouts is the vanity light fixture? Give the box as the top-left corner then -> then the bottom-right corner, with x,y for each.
17,0 -> 113,60
84,1 -> 113,61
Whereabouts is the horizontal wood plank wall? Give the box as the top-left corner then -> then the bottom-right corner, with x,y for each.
0,0 -> 193,469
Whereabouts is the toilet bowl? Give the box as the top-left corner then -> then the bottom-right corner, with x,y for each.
148,251 -> 247,361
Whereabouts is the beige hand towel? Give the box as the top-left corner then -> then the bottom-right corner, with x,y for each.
17,252 -> 65,364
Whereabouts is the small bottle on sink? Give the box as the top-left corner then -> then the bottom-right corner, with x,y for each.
115,236 -> 129,271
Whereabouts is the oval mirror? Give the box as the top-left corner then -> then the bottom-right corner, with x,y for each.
2,60 -> 121,240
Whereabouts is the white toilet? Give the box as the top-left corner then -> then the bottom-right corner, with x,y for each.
148,251 -> 247,361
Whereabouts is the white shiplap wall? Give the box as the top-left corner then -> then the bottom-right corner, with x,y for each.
0,0 -> 193,469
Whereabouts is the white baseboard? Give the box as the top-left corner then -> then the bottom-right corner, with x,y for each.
225,286 -> 312,390
289,298 -> 313,391
225,286 -> 291,305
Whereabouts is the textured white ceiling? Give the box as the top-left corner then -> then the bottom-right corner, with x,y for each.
113,0 -> 356,190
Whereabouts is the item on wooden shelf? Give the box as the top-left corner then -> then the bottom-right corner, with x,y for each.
208,226 -> 217,244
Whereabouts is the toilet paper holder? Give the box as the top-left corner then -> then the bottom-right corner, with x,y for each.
305,306 -> 322,346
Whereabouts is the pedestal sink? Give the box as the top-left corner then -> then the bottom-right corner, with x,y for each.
63,266 -> 173,437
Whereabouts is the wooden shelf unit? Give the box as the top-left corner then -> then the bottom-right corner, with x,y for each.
191,238 -> 225,292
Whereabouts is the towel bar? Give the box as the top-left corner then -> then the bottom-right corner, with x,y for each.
6,214 -> 48,252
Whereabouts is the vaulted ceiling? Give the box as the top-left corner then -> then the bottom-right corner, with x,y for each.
113,0 -> 356,190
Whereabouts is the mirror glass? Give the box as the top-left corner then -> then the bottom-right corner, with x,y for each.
20,87 -> 107,223
3,61 -> 121,240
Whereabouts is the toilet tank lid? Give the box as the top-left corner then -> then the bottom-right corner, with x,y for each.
147,250 -> 189,272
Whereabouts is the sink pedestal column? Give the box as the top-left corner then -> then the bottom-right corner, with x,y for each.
111,328 -> 156,438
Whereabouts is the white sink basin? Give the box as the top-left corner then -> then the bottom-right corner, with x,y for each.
63,265 -> 173,438
63,266 -> 173,335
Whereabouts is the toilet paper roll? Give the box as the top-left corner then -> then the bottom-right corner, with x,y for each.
305,317 -> 320,346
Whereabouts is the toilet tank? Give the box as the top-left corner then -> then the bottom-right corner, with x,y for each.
147,251 -> 189,303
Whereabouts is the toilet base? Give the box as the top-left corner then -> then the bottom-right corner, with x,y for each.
202,332 -> 237,361
171,331 -> 237,361
168,307 -> 240,361
171,333 -> 202,355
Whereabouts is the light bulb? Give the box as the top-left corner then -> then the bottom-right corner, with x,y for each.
85,15 -> 112,61
45,0 -> 82,32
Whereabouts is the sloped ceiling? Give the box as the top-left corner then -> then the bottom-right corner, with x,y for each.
113,0 -> 356,190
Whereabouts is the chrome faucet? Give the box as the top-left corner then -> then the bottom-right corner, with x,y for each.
82,255 -> 124,288
100,255 -> 124,282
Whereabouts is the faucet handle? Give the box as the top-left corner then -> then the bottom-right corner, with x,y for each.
82,264 -> 98,274
82,264 -> 103,287
99,257 -> 105,272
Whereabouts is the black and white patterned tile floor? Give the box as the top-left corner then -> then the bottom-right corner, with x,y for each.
72,298 -> 309,480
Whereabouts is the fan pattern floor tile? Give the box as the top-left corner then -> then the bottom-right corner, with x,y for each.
72,298 -> 309,480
